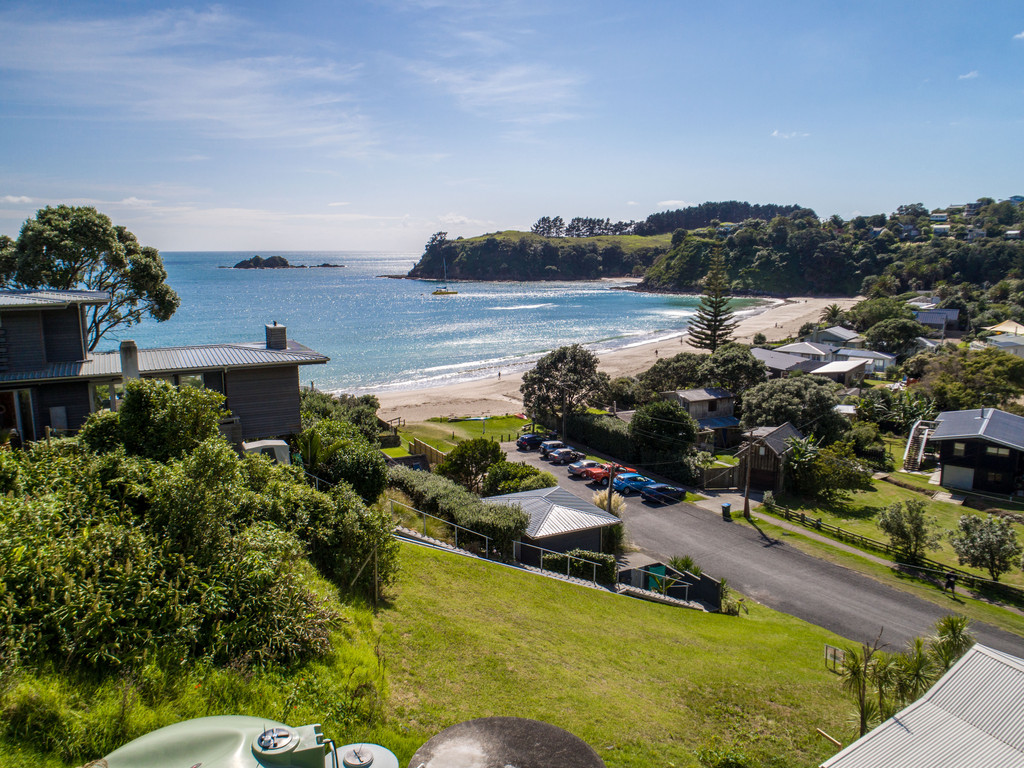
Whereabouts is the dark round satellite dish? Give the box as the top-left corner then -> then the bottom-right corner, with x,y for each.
409,716 -> 606,768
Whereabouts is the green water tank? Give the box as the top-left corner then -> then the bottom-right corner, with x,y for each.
103,715 -> 329,768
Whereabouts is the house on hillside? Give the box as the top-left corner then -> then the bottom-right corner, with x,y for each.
913,307 -> 960,331
751,347 -> 807,378
821,644 -> 1024,768
797,358 -> 868,387
835,348 -> 897,375
487,485 -> 621,566
986,334 -> 1024,358
660,387 -> 741,447
925,408 -> 1024,495
0,289 -> 328,443
805,326 -> 864,348
736,422 -> 804,493
774,341 -> 838,362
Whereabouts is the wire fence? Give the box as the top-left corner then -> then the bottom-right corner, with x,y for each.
767,504 -> 1024,602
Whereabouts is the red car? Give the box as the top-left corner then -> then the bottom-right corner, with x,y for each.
580,462 -> 636,486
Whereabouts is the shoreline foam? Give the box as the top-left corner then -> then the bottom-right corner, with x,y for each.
368,295 -> 859,423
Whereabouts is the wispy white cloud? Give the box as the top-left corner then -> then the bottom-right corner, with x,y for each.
119,197 -> 157,207
771,129 -> 810,139
417,63 -> 581,124
626,201 -> 640,206
958,70 -> 979,80
1,195 -> 33,204
0,8 -> 375,152
438,212 -> 488,228
328,202 -> 351,207
657,200 -> 692,208
1014,30 -> 1024,40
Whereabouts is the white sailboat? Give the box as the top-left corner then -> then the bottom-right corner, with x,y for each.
432,254 -> 458,295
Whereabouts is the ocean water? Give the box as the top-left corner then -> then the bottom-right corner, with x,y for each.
103,251 -> 762,393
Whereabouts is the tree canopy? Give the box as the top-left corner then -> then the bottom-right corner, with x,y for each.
521,344 -> 603,434
4,206 -> 179,350
740,375 -> 845,442
949,514 -> 1022,581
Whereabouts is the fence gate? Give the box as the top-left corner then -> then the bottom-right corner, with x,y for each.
702,464 -> 741,489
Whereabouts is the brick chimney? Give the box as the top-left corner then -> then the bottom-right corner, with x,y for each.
120,340 -> 140,380
265,322 -> 287,350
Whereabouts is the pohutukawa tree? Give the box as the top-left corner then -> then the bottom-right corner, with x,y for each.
520,344 -> 602,438
687,249 -> 738,352
3,205 -> 179,350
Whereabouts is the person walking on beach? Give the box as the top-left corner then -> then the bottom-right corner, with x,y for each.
943,571 -> 956,595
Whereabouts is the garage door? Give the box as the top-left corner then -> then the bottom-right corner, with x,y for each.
943,464 -> 975,490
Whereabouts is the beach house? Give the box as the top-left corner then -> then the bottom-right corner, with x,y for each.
0,289 -> 328,444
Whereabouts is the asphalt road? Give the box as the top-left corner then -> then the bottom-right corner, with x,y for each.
505,444 -> 1024,657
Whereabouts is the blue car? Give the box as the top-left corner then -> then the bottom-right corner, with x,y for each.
639,483 -> 687,504
612,472 -> 656,494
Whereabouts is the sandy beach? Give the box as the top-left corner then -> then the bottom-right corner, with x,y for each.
376,295 -> 859,422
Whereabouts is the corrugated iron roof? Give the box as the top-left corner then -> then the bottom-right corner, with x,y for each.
775,341 -> 837,356
0,341 -> 328,384
836,348 -> 896,361
0,289 -> 110,308
487,486 -> 619,539
930,408 -> 1024,452
820,326 -> 861,341
752,347 -> 807,371
821,645 -> 1024,768
698,415 -> 740,430
674,387 -> 734,402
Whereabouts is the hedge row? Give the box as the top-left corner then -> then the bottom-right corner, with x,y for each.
566,412 -> 638,462
541,549 -> 618,584
387,466 -> 528,554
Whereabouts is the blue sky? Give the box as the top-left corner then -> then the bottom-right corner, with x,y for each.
1,1 -> 1022,252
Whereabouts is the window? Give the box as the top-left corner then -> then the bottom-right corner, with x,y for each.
177,373 -> 204,388
986,446 -> 1010,458
707,400 -> 718,412
987,472 -> 1004,484
952,442 -> 965,457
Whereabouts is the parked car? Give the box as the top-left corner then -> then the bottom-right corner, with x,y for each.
539,440 -> 566,457
639,483 -> 687,503
549,447 -> 585,465
567,459 -> 605,477
612,472 -> 657,494
580,462 -> 636,486
516,433 -> 547,450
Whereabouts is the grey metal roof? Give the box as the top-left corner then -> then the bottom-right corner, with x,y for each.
743,422 -> 804,456
487,485 -> 619,539
751,347 -> 807,371
821,644 -> 1024,768
673,387 -> 734,402
988,334 -> 1024,349
811,359 -> 867,375
914,308 -> 960,325
819,326 -> 860,341
0,289 -> 110,308
930,408 -> 1024,452
0,340 -> 328,384
775,341 -> 837,357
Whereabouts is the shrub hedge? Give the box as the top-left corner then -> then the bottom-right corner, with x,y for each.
387,466 -> 528,555
540,549 -> 618,584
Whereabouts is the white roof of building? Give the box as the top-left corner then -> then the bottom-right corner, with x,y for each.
988,334 -> 1024,349
836,349 -> 896,361
487,485 -> 620,539
821,644 -> 1024,768
0,289 -> 110,308
811,359 -> 867,375
776,341 -> 837,356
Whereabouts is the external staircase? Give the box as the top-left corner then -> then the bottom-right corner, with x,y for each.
902,419 -> 939,471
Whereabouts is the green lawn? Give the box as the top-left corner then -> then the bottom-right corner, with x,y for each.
776,479 -> 1024,590
380,543 -> 852,768
382,446 -> 410,458
399,415 -> 528,454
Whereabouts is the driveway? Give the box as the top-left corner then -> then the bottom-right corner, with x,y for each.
503,444 -> 1024,656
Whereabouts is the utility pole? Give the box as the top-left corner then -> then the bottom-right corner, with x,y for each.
607,463 -> 618,514
742,432 -> 757,520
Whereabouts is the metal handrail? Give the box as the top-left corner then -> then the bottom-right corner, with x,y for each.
390,499 -> 493,556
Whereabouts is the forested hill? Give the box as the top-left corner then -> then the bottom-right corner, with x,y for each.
640,201 -> 1024,296
406,230 -> 672,281
407,198 -> 1024,296
634,201 -> 804,235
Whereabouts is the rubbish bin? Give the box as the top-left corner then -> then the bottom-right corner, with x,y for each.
721,502 -> 732,520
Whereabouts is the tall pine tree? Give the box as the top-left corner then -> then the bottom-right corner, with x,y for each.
687,249 -> 738,352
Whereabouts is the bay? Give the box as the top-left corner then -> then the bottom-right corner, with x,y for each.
104,251 -> 760,393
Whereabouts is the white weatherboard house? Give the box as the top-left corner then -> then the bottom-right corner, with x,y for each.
821,644 -> 1024,768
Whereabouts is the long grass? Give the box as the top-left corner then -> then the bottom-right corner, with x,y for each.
379,543 -> 852,768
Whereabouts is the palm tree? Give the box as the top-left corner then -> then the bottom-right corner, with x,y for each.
294,428 -> 344,476
929,615 -> 975,673
895,637 -> 935,705
819,303 -> 845,326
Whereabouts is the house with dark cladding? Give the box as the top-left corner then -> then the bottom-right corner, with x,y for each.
926,408 -> 1024,495
0,289 -> 328,444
